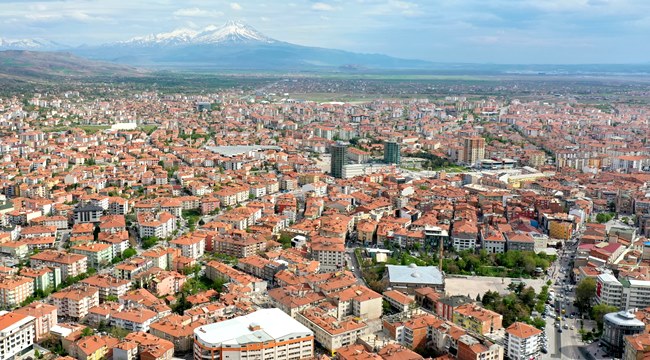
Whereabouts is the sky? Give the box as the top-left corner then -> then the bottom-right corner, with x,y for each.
0,0 -> 649,64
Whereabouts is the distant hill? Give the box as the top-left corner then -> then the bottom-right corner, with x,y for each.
0,50 -> 147,82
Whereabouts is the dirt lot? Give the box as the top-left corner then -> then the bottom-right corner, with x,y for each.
445,275 -> 547,299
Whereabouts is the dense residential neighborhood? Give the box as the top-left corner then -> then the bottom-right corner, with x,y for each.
0,81 -> 648,360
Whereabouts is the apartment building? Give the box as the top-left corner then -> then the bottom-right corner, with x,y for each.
30,250 -> 88,281
505,322 -> 542,360
150,314 -> 208,353
623,333 -> 650,360
116,332 -> 174,360
14,302 -> 57,342
98,230 -> 130,258
19,267 -> 61,294
383,290 -> 415,313
212,234 -> 267,258
0,311 -> 35,360
141,247 -> 178,271
169,234 -> 205,259
69,334 -> 119,360
71,242 -> 113,269
310,236 -> 346,272
457,334 -> 504,360
193,308 -> 313,360
80,274 -> 131,301
205,261 -> 267,293
453,304 -> 503,335
595,273 -> 650,310
50,285 -> 99,320
268,286 -> 326,318
297,306 -> 368,353
113,257 -> 154,280
110,308 -> 159,332
0,275 -> 34,309
137,212 -> 176,239
329,285 -> 383,321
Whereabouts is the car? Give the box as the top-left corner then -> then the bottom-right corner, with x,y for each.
558,328 -> 563,333
570,326 -> 574,330
563,324 -> 569,329
541,348 -> 548,354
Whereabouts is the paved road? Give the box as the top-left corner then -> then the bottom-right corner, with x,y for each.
543,237 -> 586,360
346,248 -> 368,286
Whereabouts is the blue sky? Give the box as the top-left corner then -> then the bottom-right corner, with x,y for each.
0,0 -> 649,64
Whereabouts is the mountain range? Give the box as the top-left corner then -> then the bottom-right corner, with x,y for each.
2,21 -> 434,71
2,21 -> 650,76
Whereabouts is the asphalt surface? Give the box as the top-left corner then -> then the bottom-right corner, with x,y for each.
543,237 -> 586,360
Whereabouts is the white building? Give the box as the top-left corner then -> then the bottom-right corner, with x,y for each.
193,308 -> 313,360
596,273 -> 650,311
505,322 -> 542,360
0,311 -> 35,360
597,273 -> 625,309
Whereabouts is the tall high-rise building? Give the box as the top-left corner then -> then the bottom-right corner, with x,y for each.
384,140 -> 401,165
463,137 -> 486,166
330,142 -> 348,178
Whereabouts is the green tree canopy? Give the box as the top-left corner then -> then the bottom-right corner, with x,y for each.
576,278 -> 597,313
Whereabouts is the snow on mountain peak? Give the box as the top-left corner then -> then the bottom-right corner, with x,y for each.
121,21 -> 274,46
0,37 -> 62,50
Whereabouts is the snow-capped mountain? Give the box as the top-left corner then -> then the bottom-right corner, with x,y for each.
69,20 -> 434,71
0,37 -> 63,50
119,21 -> 274,47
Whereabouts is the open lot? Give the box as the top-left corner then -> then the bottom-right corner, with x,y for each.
445,275 -> 547,299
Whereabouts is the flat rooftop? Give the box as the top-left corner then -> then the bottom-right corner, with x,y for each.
386,264 -> 444,285
194,308 -> 312,347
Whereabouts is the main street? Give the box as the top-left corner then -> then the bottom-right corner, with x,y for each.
543,235 -> 585,360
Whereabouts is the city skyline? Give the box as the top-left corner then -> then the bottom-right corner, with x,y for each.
0,0 -> 649,64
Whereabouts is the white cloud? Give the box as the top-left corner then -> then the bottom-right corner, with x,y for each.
230,3 -> 243,11
312,2 -> 336,11
364,0 -> 421,17
24,10 -> 103,23
173,7 -> 223,18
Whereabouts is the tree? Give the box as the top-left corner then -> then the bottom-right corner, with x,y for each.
592,303 -> 618,331
81,327 -> 93,337
93,225 -> 100,242
576,278 -> 597,313
529,317 -> 546,330
382,300 -> 392,314
519,287 -> 537,309
122,248 -> 137,259
596,213 -> 612,223
142,236 -> 160,249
